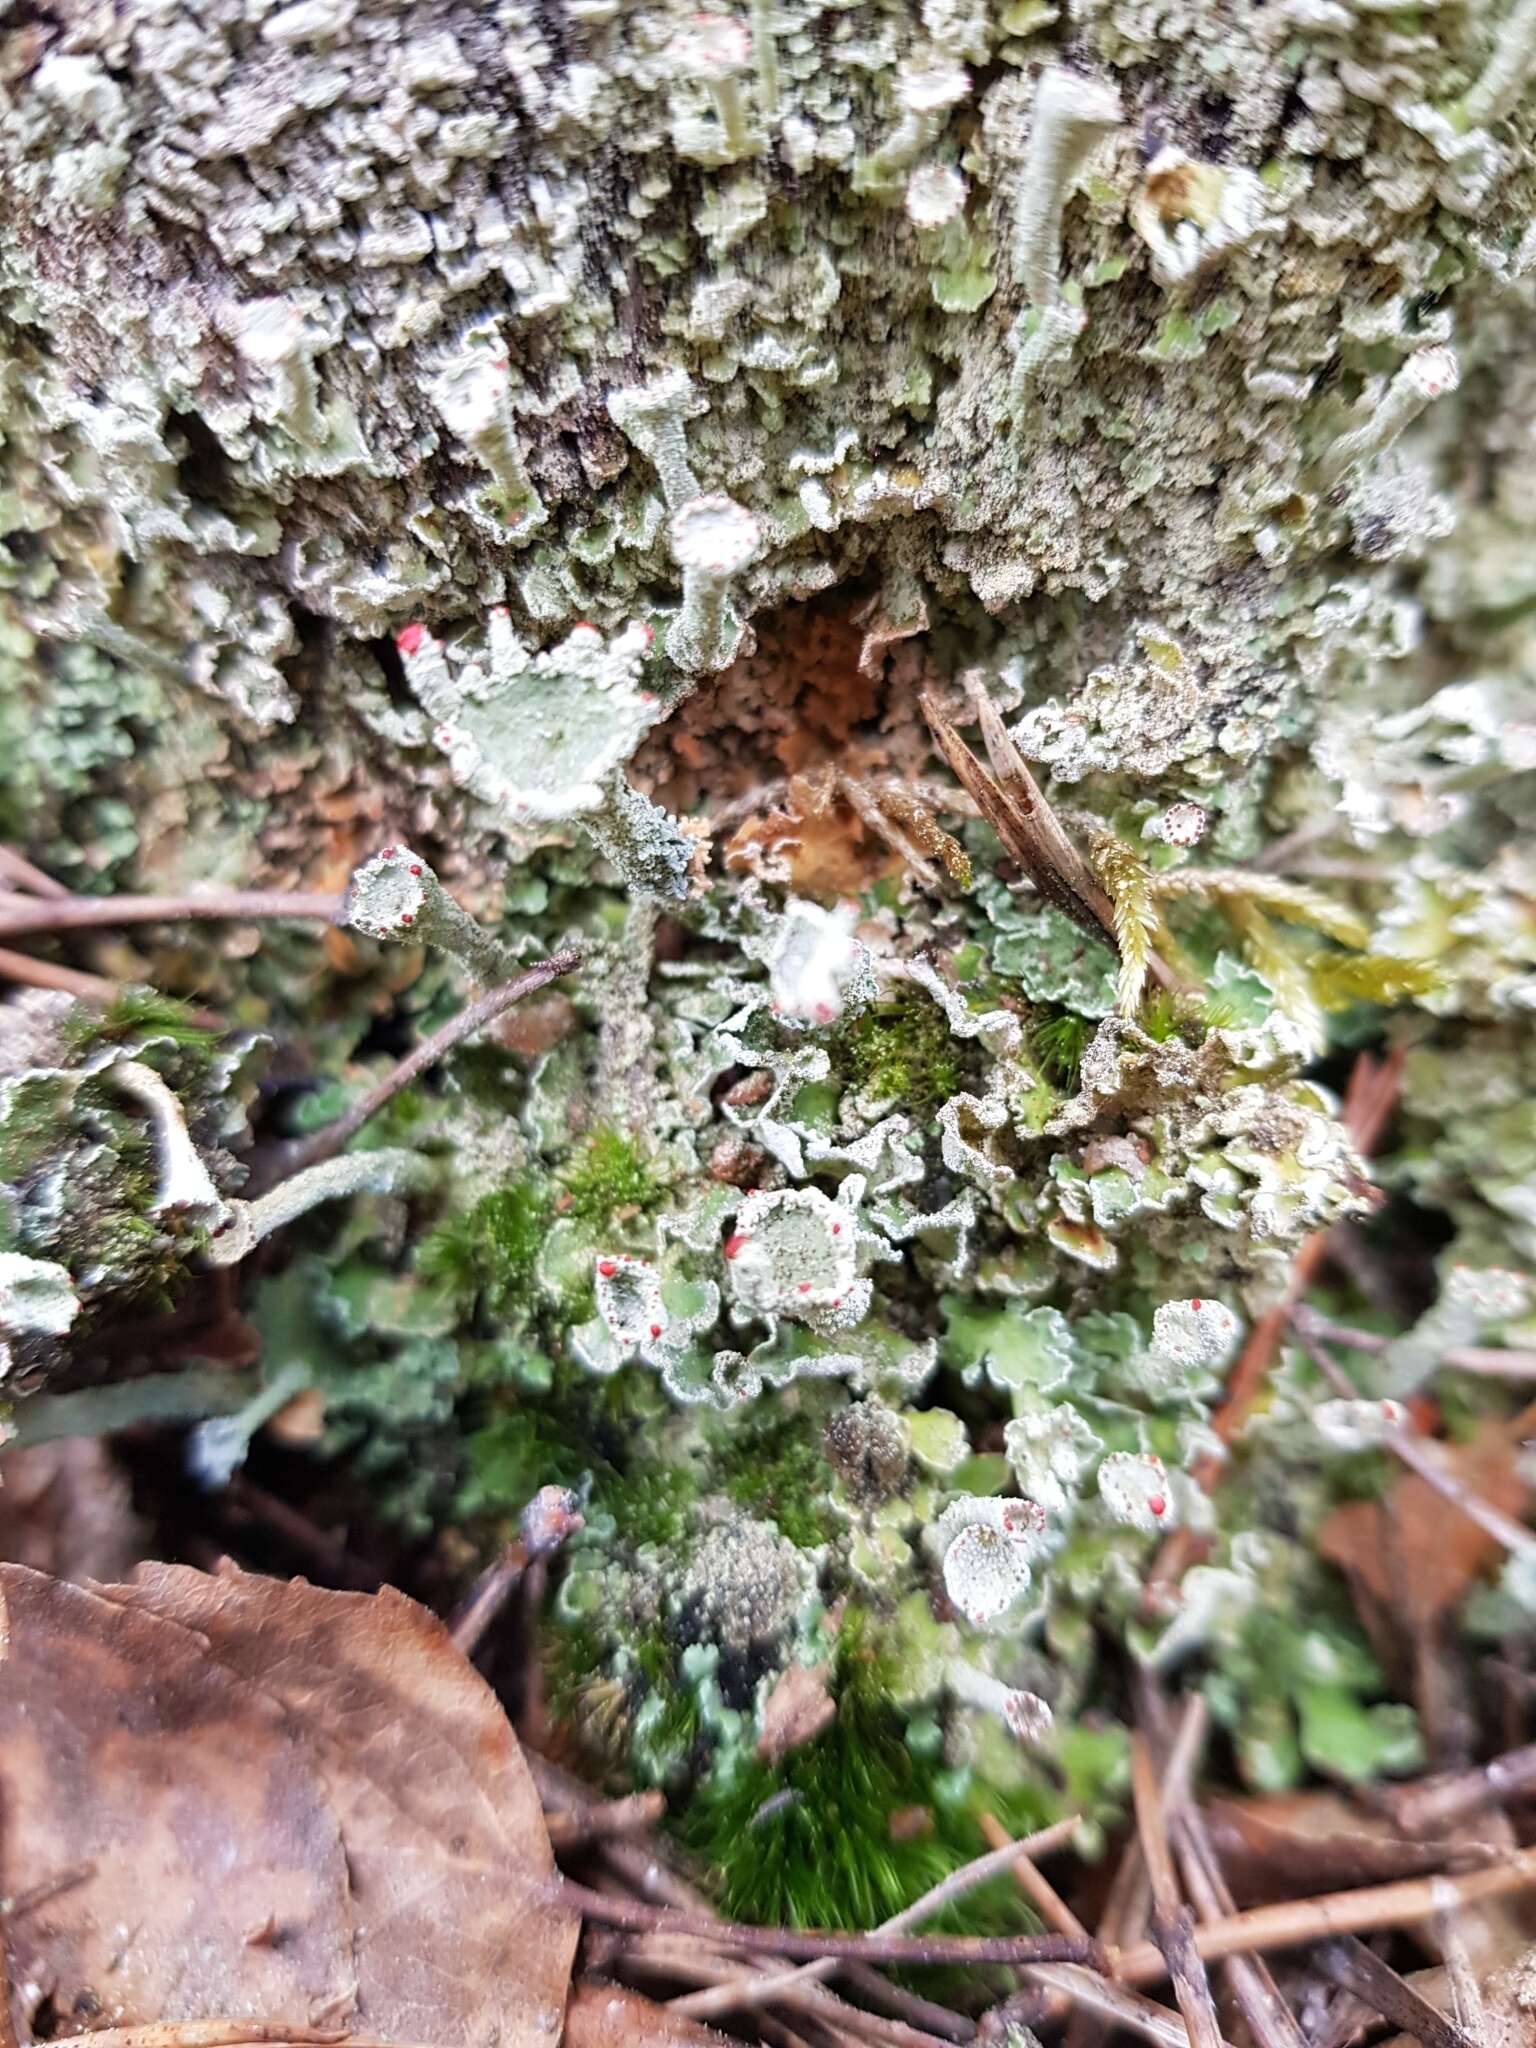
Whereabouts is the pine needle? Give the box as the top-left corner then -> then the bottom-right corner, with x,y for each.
1227,902 -> 1326,1051
1306,951 -> 1444,1009
1090,833 -> 1158,1015
1156,868 -> 1371,949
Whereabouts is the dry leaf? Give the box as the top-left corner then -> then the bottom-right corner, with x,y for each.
1317,1428 -> 1529,1630
0,1440 -> 148,1583
564,1983 -> 736,2048
0,1562 -> 579,2048
1203,1792 -> 1494,1905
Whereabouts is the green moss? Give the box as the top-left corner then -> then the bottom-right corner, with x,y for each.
600,1464 -> 699,1551
1031,1010 -> 1092,1090
559,1128 -> 669,1225
721,1406 -> 840,1548
676,1632 -> 1034,1936
62,985 -> 218,1054
419,1181 -> 551,1316
833,997 -> 972,1117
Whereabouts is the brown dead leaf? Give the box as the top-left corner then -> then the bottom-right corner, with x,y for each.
755,1661 -> 836,1764
564,1983 -> 736,2048
1317,1428 -> 1529,1630
0,1562 -> 578,2048
1203,1791 -> 1496,1906
0,1441 -> 148,1582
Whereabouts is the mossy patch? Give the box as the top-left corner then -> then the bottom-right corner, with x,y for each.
832,996 -> 974,1117
558,1128 -> 669,1225
419,1181 -> 552,1317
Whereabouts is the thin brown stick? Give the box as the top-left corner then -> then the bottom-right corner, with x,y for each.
0,951 -> 223,1026
919,692 -> 1120,954
1440,1345 -> 1536,1378
449,1541 -> 532,1656
527,1752 -> 715,1915
0,889 -> 343,940
220,1479 -> 380,1590
977,1810 -> 1089,1941
668,1816 -> 1082,2020
1113,1841 -> 1536,1985
1387,1740 -> 1536,1834
622,1939 -> 949,2048
1131,1735 -> 1224,2048
1384,1429 -> 1536,1555
1145,1686 -> 1304,2048
1310,1938 -> 1474,2048
1294,1321 -> 1536,1559
0,846 -> 68,898
1166,1784 -> 1307,2048
546,1792 -> 668,1851
1292,1310 -> 1536,1380
278,952 -> 580,1179
0,945 -> 122,1003
561,1878 -> 1103,1971
1020,1966 -> 1215,2048
836,773 -> 940,887
836,1967 -> 973,2045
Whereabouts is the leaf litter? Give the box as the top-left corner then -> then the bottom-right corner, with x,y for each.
0,1563 -> 579,2048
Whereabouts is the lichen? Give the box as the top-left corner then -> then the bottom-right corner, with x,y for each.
8,0 -> 1536,1954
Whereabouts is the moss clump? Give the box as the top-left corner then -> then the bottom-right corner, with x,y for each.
419,1181 -> 551,1316
721,1406 -> 840,1548
62,986 -> 218,1054
559,1128 -> 669,1224
676,1633 -> 1032,1934
833,997 -> 972,1116
1031,1009 -> 1092,1089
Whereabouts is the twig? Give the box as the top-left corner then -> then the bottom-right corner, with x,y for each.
1164,1780 -> 1308,2047
546,1792 -> 668,1852
1293,1320 -> 1536,1559
1143,1687 -> 1305,2048
668,1816 -> 1083,2020
561,1877 -> 1104,1970
1311,1938 -> 1474,2048
1385,1430 -> 1536,1556
977,1811 -> 1089,1940
0,949 -> 223,1029
1434,1901 -> 1488,2047
451,1485 -> 584,1658
627,1932 -> 965,2048
1024,1967 -> 1216,2048
1113,1841 -> 1536,1985
0,889 -> 343,940
0,845 -> 68,897
277,952 -> 580,1179
450,1544 -> 532,1656
1293,1309 -> 1536,1381
837,1968 -> 974,2045
220,1478 -> 380,1590
1386,1740 -> 1536,1834
1131,1736 -> 1224,2048
527,1750 -> 714,1913
0,945 -> 121,1003
1438,1346 -> 1536,1379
